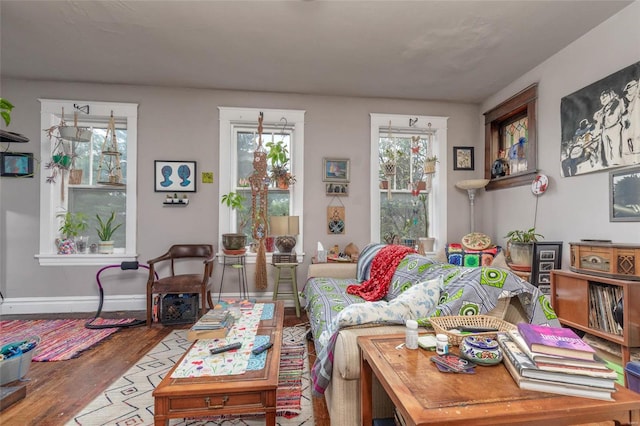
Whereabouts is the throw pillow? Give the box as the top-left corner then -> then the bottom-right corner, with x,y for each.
445,243 -> 499,267
356,243 -> 384,282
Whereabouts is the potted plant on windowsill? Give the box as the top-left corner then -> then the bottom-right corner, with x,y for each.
96,211 -> 122,254
56,212 -> 88,254
265,140 -> 295,189
220,191 -> 248,253
504,227 -> 544,271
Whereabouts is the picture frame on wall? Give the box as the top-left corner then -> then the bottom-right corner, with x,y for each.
610,165 -> 640,222
0,152 -> 34,177
531,241 -> 563,295
326,183 -> 348,196
154,160 -> 197,192
453,146 -> 474,171
323,158 -> 350,182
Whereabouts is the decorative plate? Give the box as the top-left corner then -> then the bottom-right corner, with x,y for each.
531,174 -> 549,195
461,232 -> 492,251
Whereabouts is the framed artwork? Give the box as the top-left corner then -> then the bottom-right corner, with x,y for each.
560,61 -> 639,177
484,84 -> 538,190
326,183 -> 348,196
610,164 -> 640,222
453,146 -> 474,170
531,241 -> 563,294
154,160 -> 197,192
323,158 -> 350,182
0,152 -> 34,177
327,206 -> 345,234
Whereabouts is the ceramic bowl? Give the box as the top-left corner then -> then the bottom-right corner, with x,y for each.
459,335 -> 503,366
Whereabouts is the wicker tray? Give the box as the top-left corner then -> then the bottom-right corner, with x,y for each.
429,315 -> 516,346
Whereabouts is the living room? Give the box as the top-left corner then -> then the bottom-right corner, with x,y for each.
2,1 -> 640,425
1,2 -> 638,320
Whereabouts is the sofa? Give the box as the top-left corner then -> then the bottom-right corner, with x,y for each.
301,245 -> 559,425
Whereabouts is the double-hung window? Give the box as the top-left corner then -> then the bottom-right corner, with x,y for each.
37,99 -> 138,265
370,113 -> 448,250
218,107 -> 305,261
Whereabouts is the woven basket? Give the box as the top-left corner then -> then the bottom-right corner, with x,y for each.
429,315 -> 516,346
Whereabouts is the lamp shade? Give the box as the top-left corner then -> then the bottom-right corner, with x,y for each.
269,215 -> 299,253
269,215 -> 299,236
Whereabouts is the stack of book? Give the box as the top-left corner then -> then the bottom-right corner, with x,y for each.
186,309 -> 235,341
497,323 -> 618,401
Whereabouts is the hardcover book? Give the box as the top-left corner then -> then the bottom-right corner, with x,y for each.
507,329 -> 609,370
496,333 -> 615,390
516,323 -> 596,360
501,349 -> 615,401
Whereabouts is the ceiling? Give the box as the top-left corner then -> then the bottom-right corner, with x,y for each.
0,1 -> 633,103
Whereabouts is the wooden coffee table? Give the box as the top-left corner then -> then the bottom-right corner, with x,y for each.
359,334 -> 640,426
153,301 -> 284,426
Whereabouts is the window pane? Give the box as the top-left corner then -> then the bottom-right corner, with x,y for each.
236,188 -> 289,243
379,192 -> 428,242
69,188 -> 126,248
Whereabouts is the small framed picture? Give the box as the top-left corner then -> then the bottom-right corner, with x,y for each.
610,165 -> 640,222
326,183 -> 348,196
453,147 -> 474,171
154,160 -> 197,192
531,241 -> 563,288
0,152 -> 34,177
323,158 -> 350,182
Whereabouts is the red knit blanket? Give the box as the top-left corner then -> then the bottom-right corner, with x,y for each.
346,244 -> 416,301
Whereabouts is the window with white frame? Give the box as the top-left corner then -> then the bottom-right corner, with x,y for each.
369,113 -> 448,251
218,107 -> 305,261
37,99 -> 138,266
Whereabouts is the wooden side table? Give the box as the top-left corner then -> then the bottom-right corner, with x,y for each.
272,262 -> 301,317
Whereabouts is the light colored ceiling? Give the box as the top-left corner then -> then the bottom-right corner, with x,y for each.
0,1 -> 633,103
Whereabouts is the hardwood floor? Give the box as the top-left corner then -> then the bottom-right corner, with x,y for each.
0,308 -> 330,426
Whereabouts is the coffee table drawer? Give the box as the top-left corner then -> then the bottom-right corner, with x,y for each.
167,391 -> 269,412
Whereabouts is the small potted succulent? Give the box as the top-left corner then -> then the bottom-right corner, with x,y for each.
96,211 -> 122,254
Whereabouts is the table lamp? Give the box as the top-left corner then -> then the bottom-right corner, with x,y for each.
455,179 -> 490,233
269,215 -> 299,253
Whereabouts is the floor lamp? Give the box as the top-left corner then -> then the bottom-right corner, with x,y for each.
455,179 -> 490,233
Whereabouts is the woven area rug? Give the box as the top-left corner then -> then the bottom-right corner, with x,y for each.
0,319 -> 134,362
67,325 -> 314,425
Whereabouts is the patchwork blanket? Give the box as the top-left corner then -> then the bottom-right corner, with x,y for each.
302,253 -> 560,396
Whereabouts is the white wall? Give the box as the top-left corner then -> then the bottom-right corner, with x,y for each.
0,80 -> 479,313
479,2 -> 640,267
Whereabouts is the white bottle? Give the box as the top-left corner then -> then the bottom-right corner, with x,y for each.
405,319 -> 419,350
436,333 -> 449,355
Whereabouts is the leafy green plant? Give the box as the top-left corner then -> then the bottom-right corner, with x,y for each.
0,98 -> 14,127
418,194 -> 429,238
96,211 -> 122,241
58,212 -> 88,239
504,227 -> 544,243
221,191 -> 245,210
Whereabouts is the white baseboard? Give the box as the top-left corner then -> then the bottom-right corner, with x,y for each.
0,293 -> 297,315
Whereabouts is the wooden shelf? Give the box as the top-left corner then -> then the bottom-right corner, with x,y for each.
550,269 -> 640,370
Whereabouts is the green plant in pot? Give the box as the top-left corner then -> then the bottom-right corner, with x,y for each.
504,227 -> 544,271
221,191 -> 248,253
265,140 -> 295,189
96,211 -> 122,254
56,212 -> 88,254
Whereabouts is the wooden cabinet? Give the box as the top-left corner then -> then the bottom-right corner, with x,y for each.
550,269 -> 640,367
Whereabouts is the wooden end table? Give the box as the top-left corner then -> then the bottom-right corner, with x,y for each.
358,334 -> 640,426
153,301 -> 284,425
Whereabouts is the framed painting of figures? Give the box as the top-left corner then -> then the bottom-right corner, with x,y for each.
560,61 -> 639,177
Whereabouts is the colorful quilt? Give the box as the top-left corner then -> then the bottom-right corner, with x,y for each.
302,253 -> 560,396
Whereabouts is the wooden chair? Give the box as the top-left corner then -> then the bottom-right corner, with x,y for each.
146,244 -> 215,326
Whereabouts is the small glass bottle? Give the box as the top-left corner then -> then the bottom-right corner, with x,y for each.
405,319 -> 419,350
436,333 -> 449,355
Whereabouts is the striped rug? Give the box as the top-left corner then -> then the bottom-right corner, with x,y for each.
0,319 -> 134,361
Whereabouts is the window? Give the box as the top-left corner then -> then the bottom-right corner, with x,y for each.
484,84 -> 538,190
37,99 -> 138,266
370,113 -> 448,249
218,107 -> 305,261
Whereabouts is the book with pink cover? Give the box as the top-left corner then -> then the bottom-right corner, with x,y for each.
516,323 -> 596,361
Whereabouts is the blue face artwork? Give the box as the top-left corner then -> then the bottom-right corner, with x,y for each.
178,164 -> 191,187
160,165 -> 173,187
